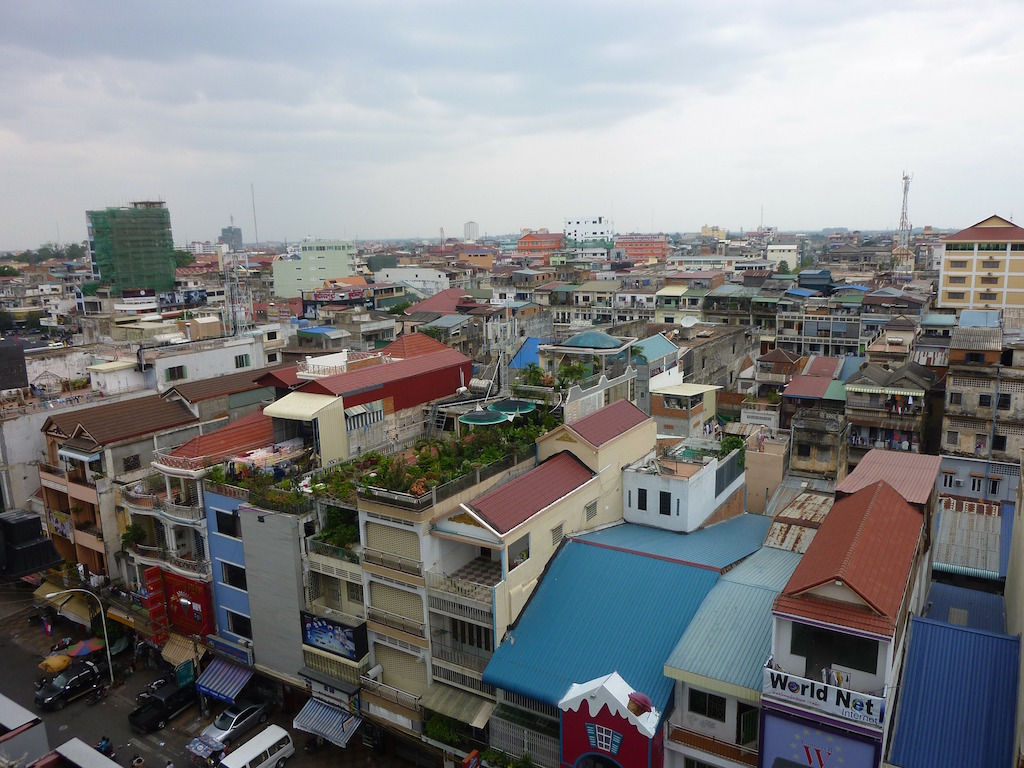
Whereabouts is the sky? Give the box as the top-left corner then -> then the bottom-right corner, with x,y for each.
2,1 -> 1023,250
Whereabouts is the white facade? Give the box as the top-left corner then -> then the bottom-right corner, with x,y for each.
564,216 -> 614,244
464,221 -> 479,242
142,334 -> 266,392
375,267 -> 450,297
765,244 -> 798,270
272,240 -> 357,299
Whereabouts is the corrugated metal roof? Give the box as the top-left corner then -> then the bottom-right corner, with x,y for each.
163,366 -> 281,403
764,491 -> 833,553
633,333 -> 678,362
934,496 -> 1003,578
823,380 -> 847,402
301,347 -> 470,397
380,333 -> 450,359
835,450 -> 941,505
957,309 -> 1001,328
924,582 -> 1005,633
466,452 -> 595,535
44,394 -> 198,446
782,374 -> 831,399
575,515 -> 772,572
664,549 -> 802,693
950,325 -> 1002,351
482,538 -> 719,710
888,617 -> 1018,768
567,399 -> 650,448
170,410 -> 274,462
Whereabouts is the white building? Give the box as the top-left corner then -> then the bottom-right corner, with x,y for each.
765,243 -> 799,271
272,240 -> 357,299
374,267 -> 450,297
464,221 -> 479,242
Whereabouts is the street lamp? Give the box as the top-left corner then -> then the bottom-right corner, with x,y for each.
46,588 -> 115,686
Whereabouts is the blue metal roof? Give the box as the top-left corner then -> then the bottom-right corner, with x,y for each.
510,337 -> 541,369
923,582 -> 1005,633
839,356 -> 866,381
633,334 -> 678,362
1001,501 -> 1014,577
664,548 -> 801,692
482,538 -> 719,711
888,617 -> 1018,768
785,287 -> 816,297
575,515 -> 772,571
958,309 -> 1001,328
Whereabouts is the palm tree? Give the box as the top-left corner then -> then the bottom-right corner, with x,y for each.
521,362 -> 545,387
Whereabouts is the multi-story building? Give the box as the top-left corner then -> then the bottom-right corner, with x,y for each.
516,231 -> 565,264
938,214 -> 1024,311
272,240 -> 357,299
614,234 -> 669,263
464,221 -> 479,243
219,225 -> 244,253
844,361 -> 936,466
86,201 -> 176,294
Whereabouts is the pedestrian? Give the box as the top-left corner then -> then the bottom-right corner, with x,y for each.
131,755 -> 145,768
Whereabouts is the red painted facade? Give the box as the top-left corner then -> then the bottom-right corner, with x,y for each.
162,570 -> 214,637
560,701 -> 663,768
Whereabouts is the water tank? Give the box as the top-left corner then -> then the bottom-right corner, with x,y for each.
468,378 -> 492,394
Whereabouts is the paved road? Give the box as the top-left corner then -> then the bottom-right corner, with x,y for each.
0,580 -> 415,767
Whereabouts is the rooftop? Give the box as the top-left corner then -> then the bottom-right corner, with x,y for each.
835,449 -> 941,506
566,398 -> 650,448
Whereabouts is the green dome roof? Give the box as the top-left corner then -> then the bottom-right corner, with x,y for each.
562,331 -> 622,350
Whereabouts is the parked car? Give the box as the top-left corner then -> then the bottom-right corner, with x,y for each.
128,682 -> 196,733
35,659 -> 106,710
201,698 -> 271,746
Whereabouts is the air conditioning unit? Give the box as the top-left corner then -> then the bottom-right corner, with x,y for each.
954,479 -> 964,487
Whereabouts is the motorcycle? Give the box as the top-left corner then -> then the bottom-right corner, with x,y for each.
50,636 -> 73,653
95,739 -> 116,761
86,685 -> 110,706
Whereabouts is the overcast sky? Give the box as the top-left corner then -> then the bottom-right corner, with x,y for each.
2,1 -> 1022,250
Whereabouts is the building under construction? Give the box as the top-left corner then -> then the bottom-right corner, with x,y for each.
86,200 -> 176,295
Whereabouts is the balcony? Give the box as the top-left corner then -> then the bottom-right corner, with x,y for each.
762,665 -> 884,730
430,641 -> 490,675
73,520 -> 104,552
668,726 -> 758,767
39,463 -> 68,491
368,606 -> 426,638
130,544 -> 212,579
363,547 -> 422,577
425,567 -> 498,605
308,538 -> 361,566
359,675 -> 421,713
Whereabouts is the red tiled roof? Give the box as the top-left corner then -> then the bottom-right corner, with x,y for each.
805,356 -> 842,378
467,452 -> 596,534
301,347 -> 471,397
835,450 -> 941,506
782,374 -> 831,399
255,366 -> 303,389
407,287 -> 482,315
171,410 -> 274,461
759,348 -> 801,364
775,481 -> 923,636
943,215 -> 1024,243
568,399 -> 650,448
44,395 -> 198,446
773,594 -> 895,637
380,334 -> 451,359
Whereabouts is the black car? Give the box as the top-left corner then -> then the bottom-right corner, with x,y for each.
35,659 -> 105,710
128,682 -> 197,733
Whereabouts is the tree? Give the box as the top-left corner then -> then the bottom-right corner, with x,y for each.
172,249 -> 196,268
0,265 -> 20,276
776,260 -> 791,274
386,301 -> 412,315
719,434 -> 746,469
520,362 -> 545,387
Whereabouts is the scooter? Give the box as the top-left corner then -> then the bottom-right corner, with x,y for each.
95,739 -> 116,761
50,636 -> 73,653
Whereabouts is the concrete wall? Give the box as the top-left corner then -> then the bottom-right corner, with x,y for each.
745,438 -> 789,515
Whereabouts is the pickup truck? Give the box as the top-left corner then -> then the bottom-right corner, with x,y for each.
128,682 -> 197,733
35,659 -> 107,710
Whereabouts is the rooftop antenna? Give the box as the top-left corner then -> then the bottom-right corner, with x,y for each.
250,183 -> 260,249
896,171 -> 913,279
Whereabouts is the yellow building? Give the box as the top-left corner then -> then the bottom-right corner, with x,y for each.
939,215 -> 1024,311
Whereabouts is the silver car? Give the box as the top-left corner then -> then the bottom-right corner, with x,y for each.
201,699 -> 270,746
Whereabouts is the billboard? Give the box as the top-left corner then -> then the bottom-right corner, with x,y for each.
760,711 -> 879,768
762,668 -> 884,728
300,610 -> 367,661
0,340 -> 28,389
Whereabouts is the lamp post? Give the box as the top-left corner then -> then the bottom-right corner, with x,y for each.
46,588 -> 115,686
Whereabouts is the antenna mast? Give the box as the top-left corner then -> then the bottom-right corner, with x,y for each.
896,171 -> 913,280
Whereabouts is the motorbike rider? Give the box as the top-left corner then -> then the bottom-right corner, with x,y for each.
96,737 -> 113,756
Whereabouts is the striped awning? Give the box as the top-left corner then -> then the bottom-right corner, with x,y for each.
106,605 -> 136,629
845,385 -> 925,396
292,697 -> 362,749
59,594 -> 94,627
195,657 -> 253,703
162,633 -> 206,668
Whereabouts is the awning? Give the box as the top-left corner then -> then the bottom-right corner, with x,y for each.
162,633 -> 206,668
33,580 -> 69,609
58,447 -> 102,463
59,593 -> 94,627
419,683 -> 495,729
845,386 -> 925,396
344,404 -> 367,417
196,657 -> 253,703
292,697 -> 362,749
106,605 -> 137,629
263,391 -> 338,421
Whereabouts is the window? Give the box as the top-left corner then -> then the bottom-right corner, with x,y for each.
449,617 -> 493,653
949,260 -> 968,268
551,524 -> 564,546
980,276 -> 998,285
585,500 -> 597,521
994,435 -> 1007,452
990,478 -> 1001,495
982,260 -> 1001,269
688,688 -> 726,722
347,581 -> 364,604
797,443 -> 811,458
637,488 -> 647,511
234,353 -> 251,369
980,292 -> 998,301
971,477 -> 984,493
225,610 -> 252,639
966,352 -> 986,364
791,622 -> 877,673
998,393 -> 1011,410
267,352 -> 279,363
216,509 -> 241,538
221,562 -> 247,591
659,491 -> 671,516
945,430 -> 959,446
122,454 -> 141,472
942,474 -> 955,488
949,392 -> 962,406
947,292 -> 965,300
979,394 -> 992,408
948,276 -> 966,284
166,365 -> 186,382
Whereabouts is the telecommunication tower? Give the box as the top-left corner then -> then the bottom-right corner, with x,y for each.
895,171 -> 913,279
898,172 -> 912,250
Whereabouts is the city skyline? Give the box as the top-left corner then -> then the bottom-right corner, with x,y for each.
2,1 -> 1023,250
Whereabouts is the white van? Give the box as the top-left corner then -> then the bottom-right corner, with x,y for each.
218,725 -> 294,768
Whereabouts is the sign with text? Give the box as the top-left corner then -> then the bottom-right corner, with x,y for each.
760,711 -> 879,768
300,611 -> 367,661
763,668 -> 884,728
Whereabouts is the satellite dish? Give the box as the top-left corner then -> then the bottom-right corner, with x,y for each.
680,316 -> 698,328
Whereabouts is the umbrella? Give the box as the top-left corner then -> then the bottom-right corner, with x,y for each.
65,637 -> 105,658
39,654 -> 72,673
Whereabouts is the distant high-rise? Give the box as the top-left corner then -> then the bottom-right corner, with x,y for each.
219,225 -> 244,253
86,201 -> 176,295
464,221 -> 479,243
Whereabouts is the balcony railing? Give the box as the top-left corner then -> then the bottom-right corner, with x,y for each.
367,606 -> 425,638
308,538 -> 361,565
431,641 -> 490,674
668,726 -> 758,767
363,547 -> 422,577
359,675 -> 421,712
425,570 -> 495,604
131,544 -> 211,577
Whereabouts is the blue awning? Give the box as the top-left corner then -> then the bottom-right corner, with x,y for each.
195,657 -> 253,703
292,697 -> 362,748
